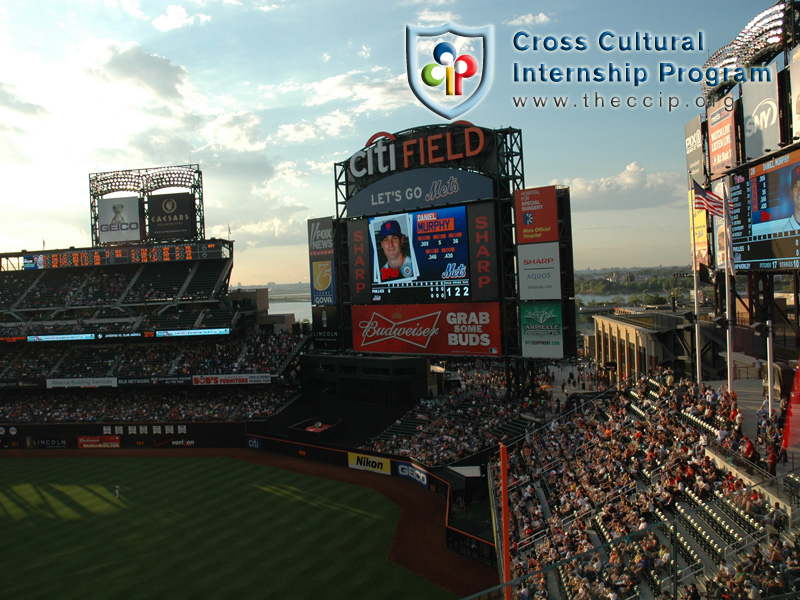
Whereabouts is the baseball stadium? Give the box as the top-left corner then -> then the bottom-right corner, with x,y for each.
4,4 -> 800,600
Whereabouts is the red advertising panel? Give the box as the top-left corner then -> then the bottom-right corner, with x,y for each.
78,435 -> 121,449
467,201 -> 499,302
515,186 -> 559,245
352,302 -> 502,356
708,94 -> 735,179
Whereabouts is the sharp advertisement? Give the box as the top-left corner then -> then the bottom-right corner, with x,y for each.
351,302 -> 502,356
147,192 -> 195,240
517,242 -> 561,300
97,196 -> 144,243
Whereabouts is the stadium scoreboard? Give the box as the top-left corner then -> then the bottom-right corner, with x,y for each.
23,242 -> 224,270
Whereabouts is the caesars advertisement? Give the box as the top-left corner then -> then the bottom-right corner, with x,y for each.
147,192 -> 195,240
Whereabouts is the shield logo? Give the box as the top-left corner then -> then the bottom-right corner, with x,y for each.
406,23 -> 494,120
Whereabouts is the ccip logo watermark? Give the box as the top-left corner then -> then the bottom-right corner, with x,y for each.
406,22 -> 494,120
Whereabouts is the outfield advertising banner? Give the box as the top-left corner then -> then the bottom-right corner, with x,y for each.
97,196 -> 143,243
517,242 -> 561,300
520,300 -> 564,359
147,192 -> 195,240
347,452 -> 391,475
78,435 -> 121,449
395,461 -> 429,488
312,305 -> 341,349
515,186 -> 559,245
351,302 -> 501,356
192,374 -> 271,386
46,377 -> 117,389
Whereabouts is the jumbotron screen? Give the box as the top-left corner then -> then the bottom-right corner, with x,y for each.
731,148 -> 800,271
347,201 -> 499,304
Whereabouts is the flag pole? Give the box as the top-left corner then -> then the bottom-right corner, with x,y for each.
724,181 -> 734,395
690,179 -> 703,385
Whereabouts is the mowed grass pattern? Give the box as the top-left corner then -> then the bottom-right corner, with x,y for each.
0,457 -> 456,600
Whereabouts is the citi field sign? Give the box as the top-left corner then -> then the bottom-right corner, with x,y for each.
343,123 -> 498,197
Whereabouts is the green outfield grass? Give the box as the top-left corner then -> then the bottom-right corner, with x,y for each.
0,457 -> 456,600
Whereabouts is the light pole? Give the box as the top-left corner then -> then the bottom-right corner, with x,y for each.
752,320 -> 774,416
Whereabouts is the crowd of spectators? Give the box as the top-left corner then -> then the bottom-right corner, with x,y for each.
362,363 -> 555,466
0,331 -> 306,380
0,383 -> 299,423
491,370 -> 799,600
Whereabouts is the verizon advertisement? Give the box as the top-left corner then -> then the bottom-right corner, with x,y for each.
518,242 -> 561,300
515,186 -> 559,245
97,196 -> 144,243
351,302 -> 502,356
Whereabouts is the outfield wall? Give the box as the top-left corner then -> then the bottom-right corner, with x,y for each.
245,431 -> 497,568
0,422 -> 245,449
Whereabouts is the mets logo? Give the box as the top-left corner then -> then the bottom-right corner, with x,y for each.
406,23 -> 494,120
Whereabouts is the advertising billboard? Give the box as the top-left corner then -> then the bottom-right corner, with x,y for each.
308,217 -> 337,306
515,186 -> 559,245
147,192 -> 195,240
791,47 -> 800,140
347,202 -> 498,305
351,302 -> 502,356
312,305 -> 341,349
708,95 -> 736,179
742,63 -> 780,162
685,116 -> 704,184
518,242 -> 561,300
97,196 -> 144,243
520,300 -> 564,359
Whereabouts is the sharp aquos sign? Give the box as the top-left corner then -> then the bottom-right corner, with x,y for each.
351,302 -> 501,356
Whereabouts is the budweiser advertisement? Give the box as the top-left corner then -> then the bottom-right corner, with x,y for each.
352,302 -> 502,356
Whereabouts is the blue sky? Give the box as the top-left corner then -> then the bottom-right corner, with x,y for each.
0,0 -> 779,284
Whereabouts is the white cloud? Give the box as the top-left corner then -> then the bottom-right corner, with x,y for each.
302,71 -> 413,114
270,110 -> 354,143
415,10 -> 458,24
358,44 -> 371,59
553,162 -> 684,211
504,13 -> 551,27
201,111 -> 266,152
104,0 -> 146,19
257,3 -> 283,12
152,5 -> 210,32
321,53 -> 331,62
273,161 -> 308,188
305,159 -> 332,175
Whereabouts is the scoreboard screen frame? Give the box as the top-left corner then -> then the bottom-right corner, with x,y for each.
21,242 -> 225,270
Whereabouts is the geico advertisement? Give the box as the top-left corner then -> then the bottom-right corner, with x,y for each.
347,452 -> 391,475
396,462 -> 429,488
97,196 -> 143,243
352,302 -> 501,356
518,242 -> 561,301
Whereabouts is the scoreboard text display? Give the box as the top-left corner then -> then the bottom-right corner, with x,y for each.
348,201 -> 499,304
731,147 -> 800,271
23,242 -> 224,270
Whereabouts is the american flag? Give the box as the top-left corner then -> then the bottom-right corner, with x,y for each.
692,179 -> 724,218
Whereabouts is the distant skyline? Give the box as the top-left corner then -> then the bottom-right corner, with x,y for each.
0,1 -> 777,284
